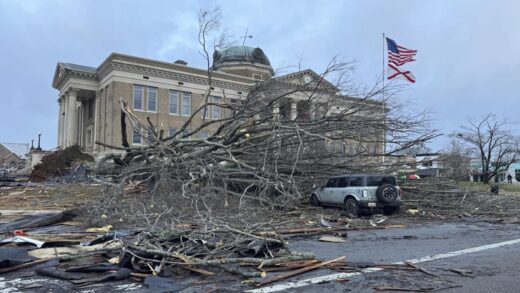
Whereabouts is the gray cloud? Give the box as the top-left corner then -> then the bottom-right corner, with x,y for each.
1,0 -> 519,150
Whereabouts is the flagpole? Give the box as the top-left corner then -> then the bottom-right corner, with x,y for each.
382,33 -> 386,163
382,33 -> 385,95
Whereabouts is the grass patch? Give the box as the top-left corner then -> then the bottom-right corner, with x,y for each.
457,181 -> 520,193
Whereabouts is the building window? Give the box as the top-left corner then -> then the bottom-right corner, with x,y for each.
199,131 -> 209,139
169,128 -> 177,137
253,74 -> 262,80
182,92 -> 191,116
212,96 -> 221,119
147,88 -> 157,112
204,96 -> 221,119
132,128 -> 142,144
516,169 -> 520,182
86,129 -> 92,145
133,85 -> 143,110
87,99 -> 94,120
169,90 -> 179,114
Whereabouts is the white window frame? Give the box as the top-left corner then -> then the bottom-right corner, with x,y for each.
133,85 -> 144,111
147,87 -> 157,113
211,96 -> 221,119
169,90 -> 179,115
132,128 -> 143,145
181,92 -> 191,116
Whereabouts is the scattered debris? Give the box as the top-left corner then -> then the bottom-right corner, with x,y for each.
85,225 -> 113,233
400,178 -> 520,219
371,285 -> 434,292
319,236 -> 347,243
256,256 -> 346,287
449,268 -> 474,277
29,146 -> 93,182
0,211 -> 77,233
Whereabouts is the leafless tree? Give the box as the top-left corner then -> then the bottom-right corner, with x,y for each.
438,139 -> 472,181
93,8 -> 438,228
454,113 -> 520,184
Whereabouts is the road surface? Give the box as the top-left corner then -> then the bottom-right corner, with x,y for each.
1,218 -> 519,292
251,218 -> 520,293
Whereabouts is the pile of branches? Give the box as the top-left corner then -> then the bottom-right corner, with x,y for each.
30,145 -> 94,182
91,59 -> 437,228
400,178 -> 520,218
122,222 -> 315,279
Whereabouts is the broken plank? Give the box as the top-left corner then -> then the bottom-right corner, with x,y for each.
404,261 -> 439,277
256,256 -> 345,287
371,285 -> 434,292
0,258 -> 54,274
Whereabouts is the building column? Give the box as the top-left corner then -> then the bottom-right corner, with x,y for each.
272,101 -> 279,121
66,88 -> 78,146
61,95 -> 68,148
290,100 -> 298,121
57,97 -> 63,148
93,91 -> 100,152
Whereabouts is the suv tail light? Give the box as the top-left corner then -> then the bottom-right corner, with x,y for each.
362,189 -> 367,197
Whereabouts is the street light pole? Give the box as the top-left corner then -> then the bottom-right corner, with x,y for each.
36,133 -> 42,151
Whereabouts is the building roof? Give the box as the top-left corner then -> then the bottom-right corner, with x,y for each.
59,63 -> 97,74
213,46 -> 271,67
0,143 -> 29,158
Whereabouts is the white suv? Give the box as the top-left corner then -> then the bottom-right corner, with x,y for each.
311,174 -> 402,215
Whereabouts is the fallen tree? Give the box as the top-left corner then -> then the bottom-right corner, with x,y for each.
88,8 -> 437,229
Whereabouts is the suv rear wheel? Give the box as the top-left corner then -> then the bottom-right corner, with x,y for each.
344,197 -> 359,216
376,184 -> 398,203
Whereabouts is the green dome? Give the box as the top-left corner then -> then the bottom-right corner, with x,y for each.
213,46 -> 271,67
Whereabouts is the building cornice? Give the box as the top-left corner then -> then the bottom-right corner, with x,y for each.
52,64 -> 97,90
106,61 -> 252,92
54,52 -> 259,92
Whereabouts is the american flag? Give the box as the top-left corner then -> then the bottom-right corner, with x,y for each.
386,37 -> 417,83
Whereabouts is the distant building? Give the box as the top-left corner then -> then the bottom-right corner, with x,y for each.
52,46 -> 385,158
470,159 -> 520,183
0,143 -> 29,169
415,152 -> 443,177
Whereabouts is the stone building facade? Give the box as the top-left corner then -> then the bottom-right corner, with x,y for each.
52,46 -> 385,157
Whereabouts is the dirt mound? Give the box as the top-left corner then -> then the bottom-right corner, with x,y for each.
30,146 -> 94,182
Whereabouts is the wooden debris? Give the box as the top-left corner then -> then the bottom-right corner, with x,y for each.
449,268 -> 473,277
404,261 -> 439,277
256,256 -> 346,287
319,236 -> 347,243
371,285 -> 434,292
181,265 -> 215,276
0,258 -> 53,274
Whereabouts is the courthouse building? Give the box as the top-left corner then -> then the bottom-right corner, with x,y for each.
52,46 -> 383,155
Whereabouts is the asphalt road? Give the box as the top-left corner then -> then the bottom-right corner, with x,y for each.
1,218 -> 520,292
252,218 -> 520,293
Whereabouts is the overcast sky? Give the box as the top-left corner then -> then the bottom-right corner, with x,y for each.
1,0 -> 519,150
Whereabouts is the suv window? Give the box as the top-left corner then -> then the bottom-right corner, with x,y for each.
349,177 -> 364,187
366,176 -> 397,186
325,178 -> 338,188
337,177 -> 349,188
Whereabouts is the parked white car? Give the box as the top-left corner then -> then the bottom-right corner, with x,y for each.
311,174 -> 402,215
